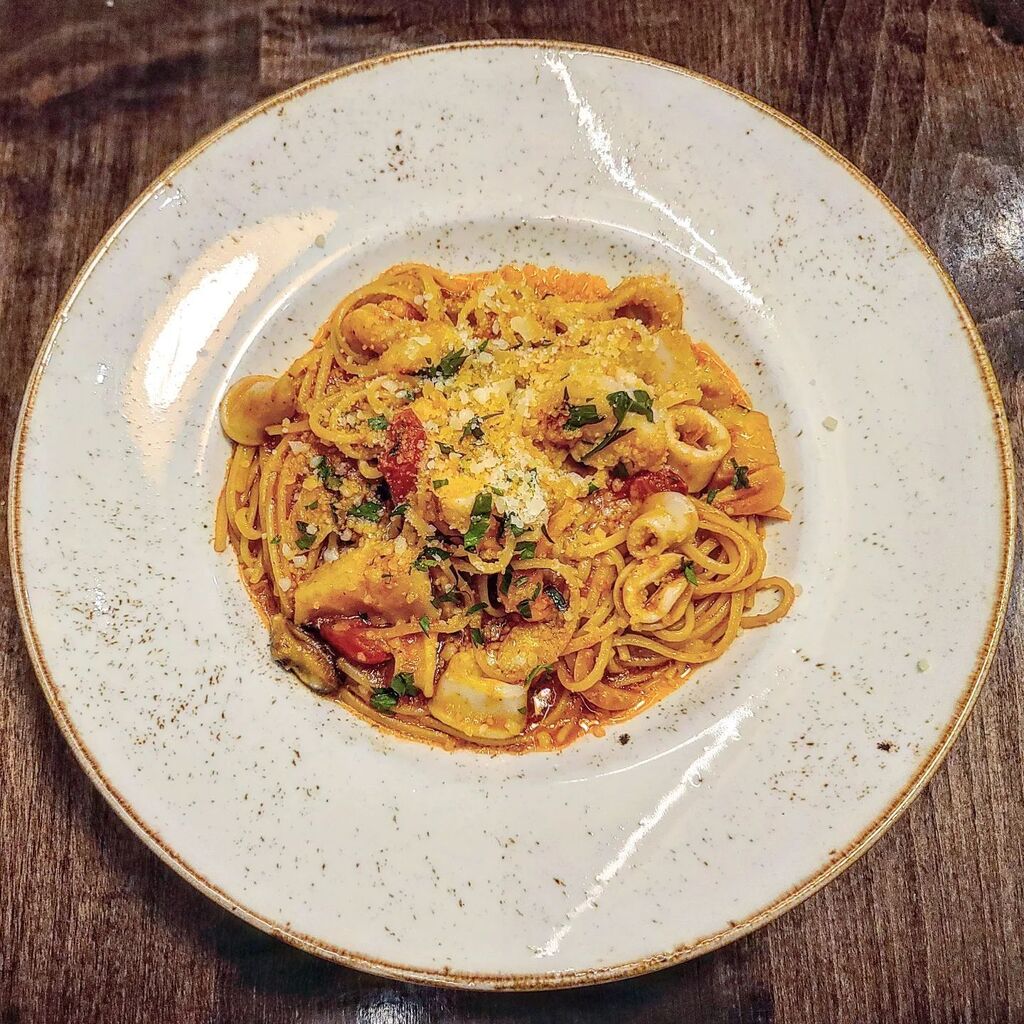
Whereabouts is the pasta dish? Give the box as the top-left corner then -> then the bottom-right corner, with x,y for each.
215,264 -> 793,751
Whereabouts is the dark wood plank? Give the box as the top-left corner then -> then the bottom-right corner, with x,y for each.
0,2 -> 1020,1021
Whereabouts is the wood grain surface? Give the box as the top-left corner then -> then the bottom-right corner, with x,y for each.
1,2 -> 1021,1021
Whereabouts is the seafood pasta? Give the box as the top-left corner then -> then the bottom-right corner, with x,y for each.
216,263 -> 793,751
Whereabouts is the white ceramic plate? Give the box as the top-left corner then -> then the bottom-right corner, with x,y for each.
10,42 -> 1013,989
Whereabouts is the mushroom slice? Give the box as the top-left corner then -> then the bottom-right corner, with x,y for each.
269,614 -> 339,695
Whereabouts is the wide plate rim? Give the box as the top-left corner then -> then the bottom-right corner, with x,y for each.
7,38 -> 1016,990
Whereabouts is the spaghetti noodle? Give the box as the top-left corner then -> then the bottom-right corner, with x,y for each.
216,263 -> 793,751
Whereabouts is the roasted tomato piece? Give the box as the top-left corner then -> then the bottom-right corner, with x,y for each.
621,469 -> 689,502
378,407 -> 426,500
318,620 -> 392,665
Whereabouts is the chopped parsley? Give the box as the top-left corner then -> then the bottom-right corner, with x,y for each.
304,500 -> 319,510
500,564 -> 513,595
436,441 -> 455,455
586,482 -> 600,495
705,488 -> 719,504
582,425 -> 634,460
432,588 -> 463,606
348,501 -> 383,523
544,585 -> 569,612
607,389 -> 654,424
517,599 -> 533,619
391,502 -> 409,518
525,663 -> 554,685
465,602 -> 486,615
370,689 -> 399,714
311,455 -> 344,490
583,389 -> 654,460
389,672 -> 419,697
682,560 -> 699,586
564,402 -> 602,431
432,478 -> 449,490
462,491 -> 493,551
415,348 -> 468,382
514,540 -> 537,560
470,627 -> 484,647
730,458 -> 750,489
418,615 -> 431,635
462,416 -> 486,441
295,521 -> 316,550
507,517 -> 527,538
367,415 -> 389,431
269,534 -> 281,545
412,546 -> 449,571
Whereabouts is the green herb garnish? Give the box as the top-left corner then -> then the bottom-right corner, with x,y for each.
370,689 -> 399,714
582,426 -> 634,459
418,615 -> 430,635
507,517 -> 527,538
730,459 -> 750,489
514,540 -> 537,560
470,627 -> 484,647
582,389 -> 654,460
368,415 -> 389,431
436,441 -> 455,455
348,501 -> 383,523
462,416 -> 485,441
525,663 -> 553,685
390,672 -> 419,697
544,585 -> 568,612
312,455 -> 344,490
413,546 -> 449,571
391,502 -> 409,518
462,491 -> 493,551
517,599 -> 533,619
705,489 -> 719,504
564,403 -> 602,431
432,478 -> 449,490
415,348 -> 468,382
465,602 -> 486,615
682,560 -> 699,586
607,389 -> 654,424
295,521 -> 316,550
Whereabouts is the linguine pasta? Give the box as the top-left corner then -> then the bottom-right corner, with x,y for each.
215,263 -> 794,751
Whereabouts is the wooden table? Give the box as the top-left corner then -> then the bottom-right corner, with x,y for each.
1,3 -> 1021,1021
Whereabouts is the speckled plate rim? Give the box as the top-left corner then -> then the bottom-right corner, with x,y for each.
8,39 -> 1015,991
